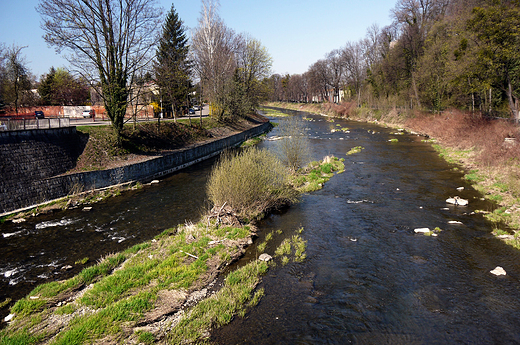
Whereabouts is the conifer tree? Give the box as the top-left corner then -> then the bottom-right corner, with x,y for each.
155,4 -> 192,120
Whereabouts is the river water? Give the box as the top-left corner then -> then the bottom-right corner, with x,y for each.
2,109 -> 520,344
212,109 -> 520,344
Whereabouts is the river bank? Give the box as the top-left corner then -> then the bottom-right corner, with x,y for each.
1,114 -> 270,221
264,101 -> 520,249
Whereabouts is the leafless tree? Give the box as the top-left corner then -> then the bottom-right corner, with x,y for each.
325,49 -> 345,103
3,45 -> 32,115
37,0 -> 162,141
308,60 -> 329,102
191,0 -> 238,120
342,41 -> 366,104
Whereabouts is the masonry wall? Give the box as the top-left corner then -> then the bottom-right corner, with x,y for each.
0,122 -> 272,214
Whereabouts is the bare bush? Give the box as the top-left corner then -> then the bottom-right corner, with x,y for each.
207,147 -> 298,219
275,116 -> 311,172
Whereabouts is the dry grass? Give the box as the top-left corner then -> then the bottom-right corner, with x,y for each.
406,111 -> 520,167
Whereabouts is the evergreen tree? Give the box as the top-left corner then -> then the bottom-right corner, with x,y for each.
38,67 -> 56,105
155,4 -> 192,120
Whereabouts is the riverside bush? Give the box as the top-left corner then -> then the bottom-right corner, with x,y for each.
275,116 -> 311,171
207,147 -> 298,219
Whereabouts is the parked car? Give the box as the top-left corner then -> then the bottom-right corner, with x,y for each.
35,110 -> 44,119
82,109 -> 95,118
188,108 -> 195,114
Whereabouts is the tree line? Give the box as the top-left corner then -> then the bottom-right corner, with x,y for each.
266,0 -> 520,120
1,0 -> 272,144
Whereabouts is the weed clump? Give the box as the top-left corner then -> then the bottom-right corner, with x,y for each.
207,147 -> 299,220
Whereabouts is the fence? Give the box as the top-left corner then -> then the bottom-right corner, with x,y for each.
0,118 -> 71,131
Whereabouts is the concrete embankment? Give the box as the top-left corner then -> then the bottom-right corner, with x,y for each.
0,122 -> 272,215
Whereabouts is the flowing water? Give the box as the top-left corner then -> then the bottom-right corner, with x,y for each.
212,110 -> 520,344
2,109 -> 520,344
0,158 -> 215,319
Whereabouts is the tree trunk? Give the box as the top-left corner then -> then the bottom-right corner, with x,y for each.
411,72 -> 421,109
507,77 -> 519,122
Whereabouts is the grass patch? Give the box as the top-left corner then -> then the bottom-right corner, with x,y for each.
258,107 -> 289,117
167,260 -> 269,343
347,146 -> 364,155
240,134 -> 266,147
293,156 -> 345,193
273,229 -> 307,264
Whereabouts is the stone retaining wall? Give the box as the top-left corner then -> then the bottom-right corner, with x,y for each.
0,122 -> 272,215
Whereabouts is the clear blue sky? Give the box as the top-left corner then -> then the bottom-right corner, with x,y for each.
0,0 -> 396,80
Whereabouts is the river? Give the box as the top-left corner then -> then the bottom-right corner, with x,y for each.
211,109 -> 520,344
2,108 -> 520,344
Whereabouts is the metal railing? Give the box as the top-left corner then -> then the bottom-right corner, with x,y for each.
0,118 -> 71,131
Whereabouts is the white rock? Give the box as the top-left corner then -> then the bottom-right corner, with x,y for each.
11,218 -> 26,223
457,187 -> 465,191
446,196 -> 469,206
29,296 -> 39,300
258,253 -> 272,262
4,314 -> 14,322
82,207 -> 92,211
490,266 -> 506,276
448,221 -> 463,225
414,228 -> 431,233
151,180 -> 160,184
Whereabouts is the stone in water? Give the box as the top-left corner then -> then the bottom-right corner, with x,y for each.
490,266 -> 506,276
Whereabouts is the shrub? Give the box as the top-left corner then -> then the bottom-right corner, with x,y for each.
207,147 -> 299,219
274,116 -> 311,171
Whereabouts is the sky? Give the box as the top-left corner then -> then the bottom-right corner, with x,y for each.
0,0 -> 396,81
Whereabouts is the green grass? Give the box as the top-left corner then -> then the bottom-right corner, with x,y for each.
293,156 -> 345,193
1,219 -> 263,344
136,331 -> 156,344
465,169 -> 486,183
274,231 -> 307,263
347,146 -> 364,155
258,107 -> 289,117
240,134 -> 266,147
167,260 -> 269,343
